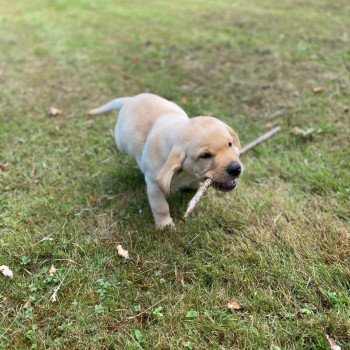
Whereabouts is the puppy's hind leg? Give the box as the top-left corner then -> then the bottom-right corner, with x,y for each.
145,178 -> 174,229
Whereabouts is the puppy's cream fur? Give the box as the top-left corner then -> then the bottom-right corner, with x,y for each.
89,93 -> 242,227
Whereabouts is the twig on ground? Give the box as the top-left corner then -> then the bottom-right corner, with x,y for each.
184,126 -> 281,218
50,280 -> 63,303
49,268 -> 71,303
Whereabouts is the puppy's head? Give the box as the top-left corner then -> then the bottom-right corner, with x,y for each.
157,116 -> 242,195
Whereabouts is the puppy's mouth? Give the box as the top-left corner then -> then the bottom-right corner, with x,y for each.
212,179 -> 237,192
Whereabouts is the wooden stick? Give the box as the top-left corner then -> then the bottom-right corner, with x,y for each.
184,126 -> 281,218
184,178 -> 213,218
239,126 -> 281,155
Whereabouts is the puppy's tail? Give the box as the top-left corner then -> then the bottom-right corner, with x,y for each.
87,97 -> 129,115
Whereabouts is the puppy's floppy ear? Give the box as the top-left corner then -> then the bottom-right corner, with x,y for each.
226,125 -> 241,149
157,148 -> 186,196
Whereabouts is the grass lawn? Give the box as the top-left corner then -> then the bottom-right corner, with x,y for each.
1,0 -> 349,349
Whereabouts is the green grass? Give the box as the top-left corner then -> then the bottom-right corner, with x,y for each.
1,0 -> 349,349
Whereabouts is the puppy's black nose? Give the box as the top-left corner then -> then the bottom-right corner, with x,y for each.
227,162 -> 241,177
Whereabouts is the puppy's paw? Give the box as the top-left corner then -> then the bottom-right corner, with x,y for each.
156,218 -> 175,230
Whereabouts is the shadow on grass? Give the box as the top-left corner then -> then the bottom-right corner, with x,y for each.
98,163 -> 198,228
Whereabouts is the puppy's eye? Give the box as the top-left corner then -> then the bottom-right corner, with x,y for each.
199,152 -> 213,159
228,142 -> 233,147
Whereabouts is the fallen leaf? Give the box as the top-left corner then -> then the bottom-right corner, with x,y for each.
48,107 -> 62,116
23,300 -> 31,309
292,127 -> 303,135
49,265 -> 57,276
0,163 -> 10,171
291,127 -> 314,138
182,96 -> 189,104
117,245 -> 129,259
312,86 -> 325,94
0,265 -> 13,278
326,335 -> 341,350
227,299 -> 242,311
1,297 -> 9,305
90,195 -> 98,203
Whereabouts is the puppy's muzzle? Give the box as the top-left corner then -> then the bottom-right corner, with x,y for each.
212,179 -> 237,192
226,161 -> 241,178
209,162 -> 242,192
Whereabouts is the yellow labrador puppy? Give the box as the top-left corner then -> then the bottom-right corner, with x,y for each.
89,93 -> 242,228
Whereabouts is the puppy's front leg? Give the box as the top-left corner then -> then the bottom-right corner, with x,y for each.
146,179 -> 174,228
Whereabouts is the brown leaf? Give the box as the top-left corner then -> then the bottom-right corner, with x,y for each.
48,107 -> 62,116
291,127 -> 314,137
48,265 -> 57,276
90,195 -> 98,203
181,96 -> 189,104
117,245 -> 129,259
0,163 -> 10,171
292,127 -> 303,136
1,297 -> 9,306
227,299 -> 242,311
23,300 -> 31,309
326,335 -> 341,350
312,86 -> 325,94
